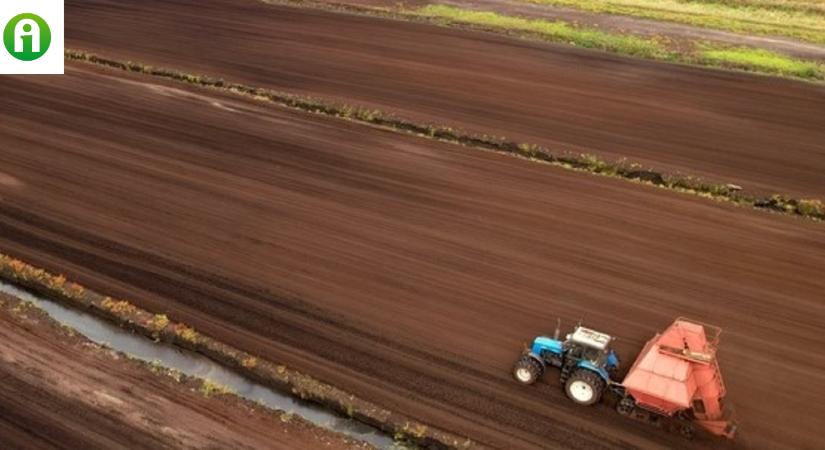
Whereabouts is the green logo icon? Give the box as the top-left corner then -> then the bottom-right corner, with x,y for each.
4,13 -> 51,61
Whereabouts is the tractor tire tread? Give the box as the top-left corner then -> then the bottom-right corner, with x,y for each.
564,368 -> 605,406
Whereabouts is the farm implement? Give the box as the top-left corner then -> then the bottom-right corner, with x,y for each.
513,318 -> 736,439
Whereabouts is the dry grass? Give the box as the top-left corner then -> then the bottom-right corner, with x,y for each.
700,46 -> 825,79
527,0 -> 825,43
198,379 -> 235,397
416,4 -> 671,58
413,6 -> 825,81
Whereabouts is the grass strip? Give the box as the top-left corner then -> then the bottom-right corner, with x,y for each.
64,49 -> 825,221
0,253 -> 472,449
261,1 -> 825,82
700,46 -> 825,79
415,4 -> 671,58
525,0 -> 825,44
413,5 -> 825,81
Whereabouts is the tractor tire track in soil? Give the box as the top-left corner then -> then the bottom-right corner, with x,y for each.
1,67 -> 824,449
66,0 -> 825,199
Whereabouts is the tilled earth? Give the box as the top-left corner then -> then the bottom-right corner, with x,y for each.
1,66 -> 823,449
0,292 -> 369,450
65,0 -> 825,199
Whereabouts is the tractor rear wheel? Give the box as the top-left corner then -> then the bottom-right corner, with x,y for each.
564,369 -> 605,406
513,357 -> 543,385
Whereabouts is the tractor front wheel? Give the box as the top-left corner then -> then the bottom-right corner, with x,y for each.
513,357 -> 543,385
564,369 -> 605,406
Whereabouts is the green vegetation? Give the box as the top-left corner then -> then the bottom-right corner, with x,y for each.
241,356 -> 258,369
798,199 -> 825,216
415,5 -> 671,58
705,0 -> 825,15
174,324 -> 201,343
199,379 -> 234,397
101,297 -> 138,315
526,0 -> 825,43
414,5 -> 825,81
700,47 -> 825,78
149,313 -> 170,333
757,195 -> 825,216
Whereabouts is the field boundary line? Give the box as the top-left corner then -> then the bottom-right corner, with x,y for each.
0,290 -> 377,449
256,0 -> 825,82
65,49 -> 825,223
0,253 -> 476,450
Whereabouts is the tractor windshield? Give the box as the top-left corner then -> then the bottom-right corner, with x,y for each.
583,346 -> 608,366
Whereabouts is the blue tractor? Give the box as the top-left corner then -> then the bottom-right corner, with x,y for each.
513,322 -> 620,406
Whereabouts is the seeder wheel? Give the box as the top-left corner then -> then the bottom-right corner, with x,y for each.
616,396 -> 635,416
680,423 -> 695,440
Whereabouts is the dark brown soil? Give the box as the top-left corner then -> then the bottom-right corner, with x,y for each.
1,65 -> 823,449
65,0 -> 825,200
0,292 -> 371,450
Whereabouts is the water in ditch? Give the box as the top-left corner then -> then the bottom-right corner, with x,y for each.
0,281 -> 398,449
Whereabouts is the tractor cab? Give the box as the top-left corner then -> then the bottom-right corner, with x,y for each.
563,326 -> 619,374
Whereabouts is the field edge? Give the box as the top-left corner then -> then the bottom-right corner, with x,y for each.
0,252 -> 477,450
64,49 -> 825,224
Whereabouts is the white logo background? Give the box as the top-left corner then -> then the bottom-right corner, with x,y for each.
0,1 -> 64,74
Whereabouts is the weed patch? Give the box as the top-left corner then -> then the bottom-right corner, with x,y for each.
700,47 -> 825,79
174,324 -> 201,343
199,379 -> 234,397
241,356 -> 258,369
149,314 -> 170,333
101,297 -> 138,315
797,199 -> 825,217
756,195 -> 825,218
527,0 -> 825,44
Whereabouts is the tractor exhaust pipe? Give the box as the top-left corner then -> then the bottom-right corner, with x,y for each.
553,318 -> 561,340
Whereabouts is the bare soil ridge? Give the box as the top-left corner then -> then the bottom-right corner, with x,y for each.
66,0 -> 825,200
0,253 -> 469,450
0,291 -> 373,450
66,49 -> 825,222
2,67 -> 824,449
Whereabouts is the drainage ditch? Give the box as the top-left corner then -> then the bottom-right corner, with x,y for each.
0,280 -> 398,449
